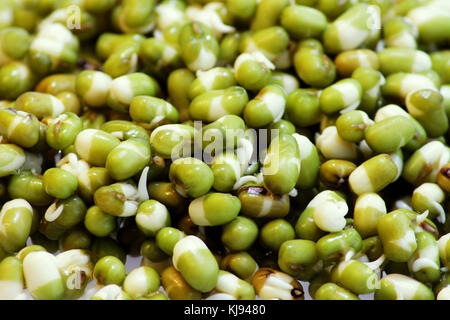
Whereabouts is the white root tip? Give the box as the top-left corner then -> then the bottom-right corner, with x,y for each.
394,199 -> 413,211
364,254 -> 386,270
150,115 -> 165,126
137,166 -> 150,202
173,183 -> 188,198
251,51 -> 276,70
433,201 -> 446,224
288,188 -> 298,197
344,249 -> 356,262
416,210 -> 429,224
233,175 -> 260,190
340,101 -> 360,114
45,202 -> 64,222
